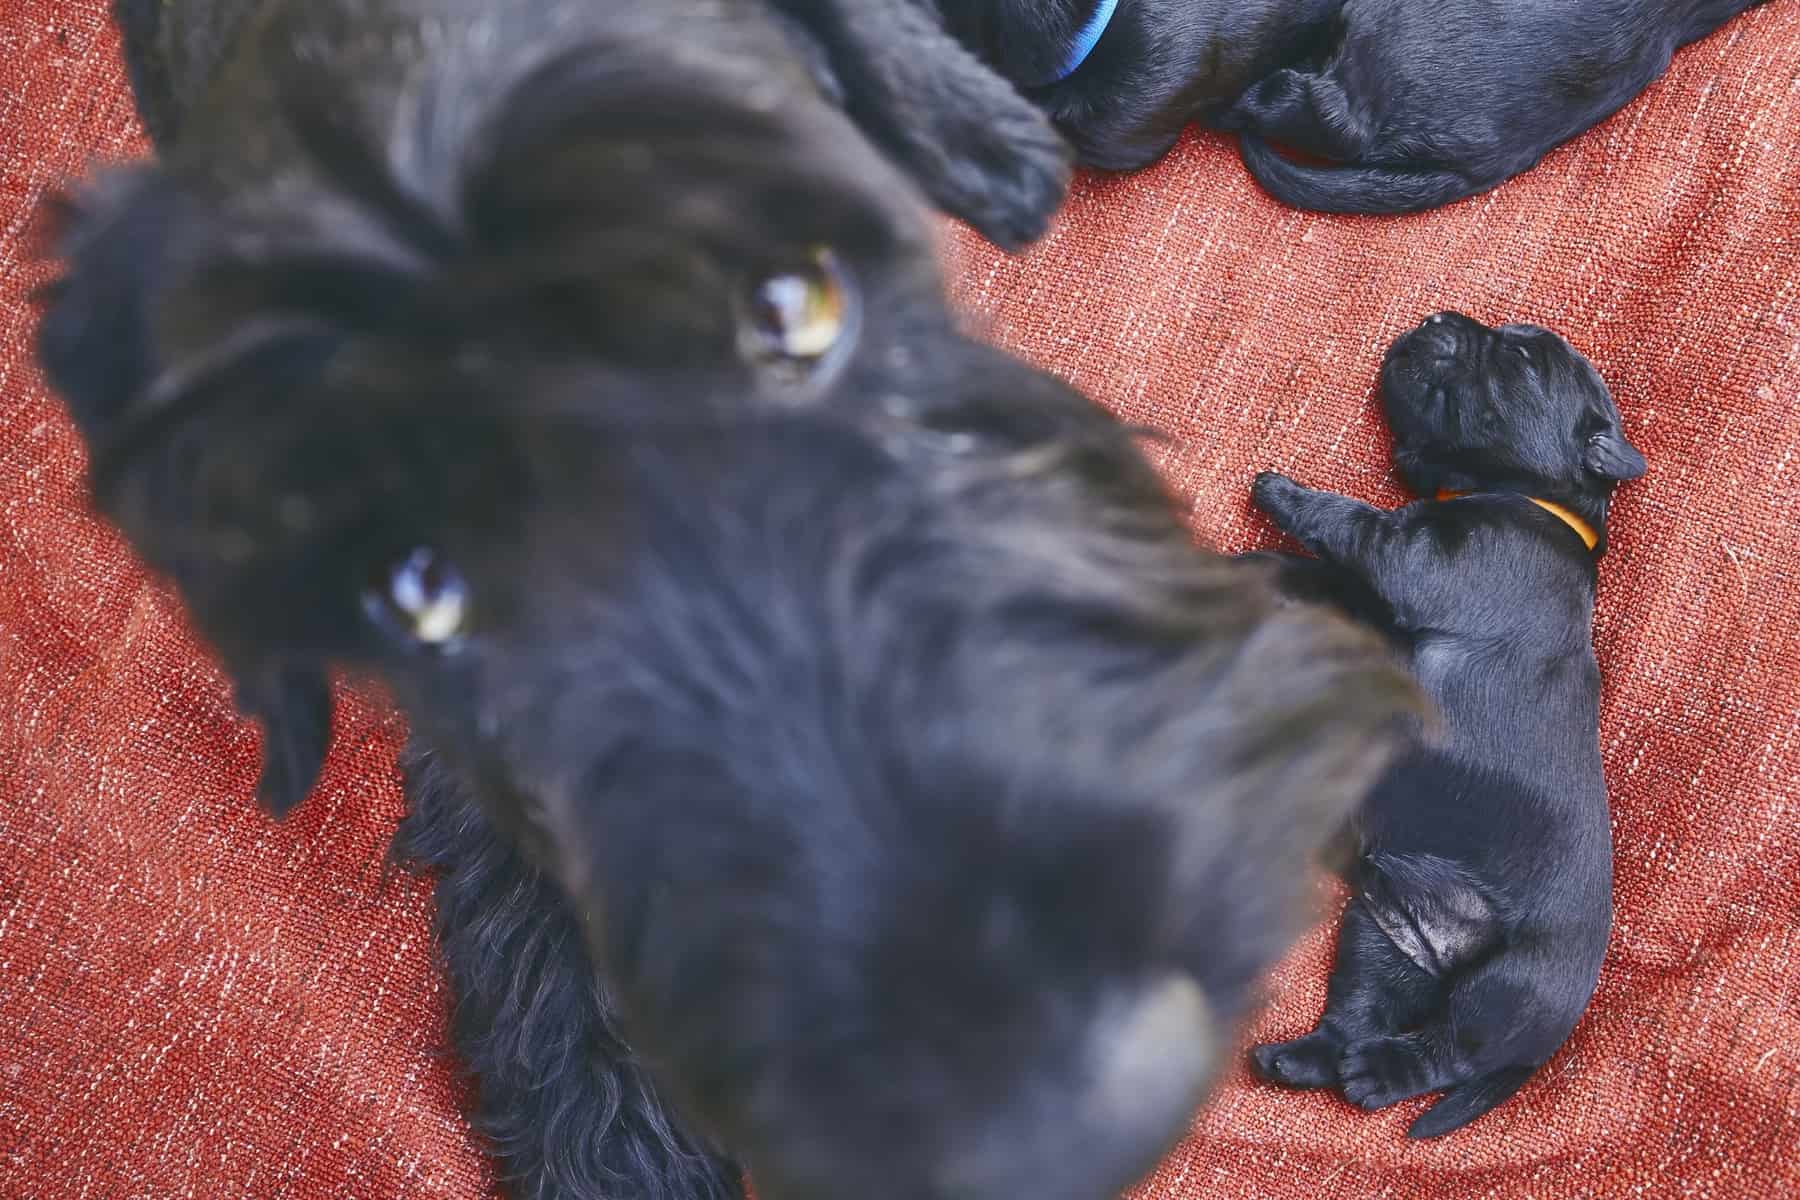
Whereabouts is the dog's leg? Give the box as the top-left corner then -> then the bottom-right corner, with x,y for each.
1249,472 -> 1437,626
1337,1030 -> 1465,1110
771,0 -> 1070,249
1250,901 -> 1436,1089
1252,473 -> 1396,568
1337,958 -> 1541,1115
396,743 -> 742,1200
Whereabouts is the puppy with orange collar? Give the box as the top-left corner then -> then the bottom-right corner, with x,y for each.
1247,313 -> 1646,1137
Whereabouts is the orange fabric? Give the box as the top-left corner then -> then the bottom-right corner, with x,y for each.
2,2 -> 1798,1198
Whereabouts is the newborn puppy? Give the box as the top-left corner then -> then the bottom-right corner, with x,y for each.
1245,313 -> 1646,1136
1223,0 -> 1768,213
923,0 -> 1347,170
40,2 -> 1421,1197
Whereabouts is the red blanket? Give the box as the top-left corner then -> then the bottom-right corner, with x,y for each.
2,2 -> 1796,1196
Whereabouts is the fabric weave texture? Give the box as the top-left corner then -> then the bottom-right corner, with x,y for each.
2,2 -> 1796,1196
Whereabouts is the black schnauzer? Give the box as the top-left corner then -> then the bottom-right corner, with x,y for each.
39,1 -> 1422,1197
1245,313 -> 1646,1136
113,0 -> 1075,249
1224,0 -> 1768,213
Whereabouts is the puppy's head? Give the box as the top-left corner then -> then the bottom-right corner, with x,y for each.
40,18 -> 1418,1199
1380,312 -> 1646,542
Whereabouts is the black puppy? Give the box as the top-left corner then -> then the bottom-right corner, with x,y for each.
40,2 -> 1422,1197
907,0 -> 1346,171
1224,0 -> 1768,213
1245,313 -> 1647,1136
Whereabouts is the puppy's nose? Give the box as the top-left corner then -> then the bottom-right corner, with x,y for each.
1421,310 -> 1478,331
1404,319 -> 1465,362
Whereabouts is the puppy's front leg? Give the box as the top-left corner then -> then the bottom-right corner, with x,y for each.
396,745 -> 741,1200
1252,472 -> 1398,564
1251,472 -> 1426,628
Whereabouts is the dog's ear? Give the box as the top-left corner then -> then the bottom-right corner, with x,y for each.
1582,427 -> 1647,483
35,166 -> 198,443
230,661 -> 336,817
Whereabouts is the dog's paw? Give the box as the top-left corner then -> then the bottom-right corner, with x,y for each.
1251,471 -> 1306,520
912,101 -> 1071,250
1338,1036 -> 1432,1110
1249,1033 -> 1341,1089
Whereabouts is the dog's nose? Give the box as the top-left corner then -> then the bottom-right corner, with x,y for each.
1421,310 -> 1478,331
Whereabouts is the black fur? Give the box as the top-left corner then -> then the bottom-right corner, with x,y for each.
1223,0 -> 1769,213
933,0 -> 1346,171
107,0 -> 1072,249
39,2 -> 1422,1196
1246,313 -> 1646,1136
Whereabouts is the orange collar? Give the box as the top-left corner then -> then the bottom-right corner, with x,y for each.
1435,489 -> 1599,552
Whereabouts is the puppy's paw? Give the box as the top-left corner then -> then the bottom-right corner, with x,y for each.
1249,1032 -> 1341,1089
1338,1036 -> 1433,1110
1251,471 -> 1306,522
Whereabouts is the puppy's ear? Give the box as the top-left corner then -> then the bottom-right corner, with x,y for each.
231,662 -> 335,817
1583,428 -> 1647,483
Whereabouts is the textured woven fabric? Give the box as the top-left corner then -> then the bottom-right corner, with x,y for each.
2,2 -> 1796,1197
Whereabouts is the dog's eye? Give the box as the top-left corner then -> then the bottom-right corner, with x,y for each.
364,547 -> 470,650
740,250 -> 853,377
1510,344 -> 1532,361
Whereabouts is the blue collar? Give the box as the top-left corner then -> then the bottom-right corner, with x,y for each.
1036,0 -> 1119,86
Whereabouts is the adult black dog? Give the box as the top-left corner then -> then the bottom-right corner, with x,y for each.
1245,314 -> 1646,1136
38,1 -> 1421,1196
1224,0 -> 1769,213
112,0 -> 1076,248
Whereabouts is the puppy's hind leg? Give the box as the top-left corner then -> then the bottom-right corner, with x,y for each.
1221,67 -> 1372,163
1339,963 -> 1544,1136
396,743 -> 741,1200
1334,852 -> 1544,1133
1251,903 -> 1439,1090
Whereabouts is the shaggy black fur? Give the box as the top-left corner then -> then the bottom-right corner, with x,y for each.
112,0 -> 1073,249
1223,0 -> 1769,213
39,2 -> 1422,1197
1246,313 -> 1647,1136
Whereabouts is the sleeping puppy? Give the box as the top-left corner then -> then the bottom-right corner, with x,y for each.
1245,313 -> 1646,1136
39,2 -> 1423,1197
915,0 -> 1347,171
1222,0 -> 1768,213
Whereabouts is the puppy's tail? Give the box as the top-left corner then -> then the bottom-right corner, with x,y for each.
1405,1066 -> 1535,1139
1236,135 -> 1474,215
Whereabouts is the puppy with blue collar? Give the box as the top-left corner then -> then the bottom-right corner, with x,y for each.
1246,313 -> 1646,1137
929,0 -> 1348,170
